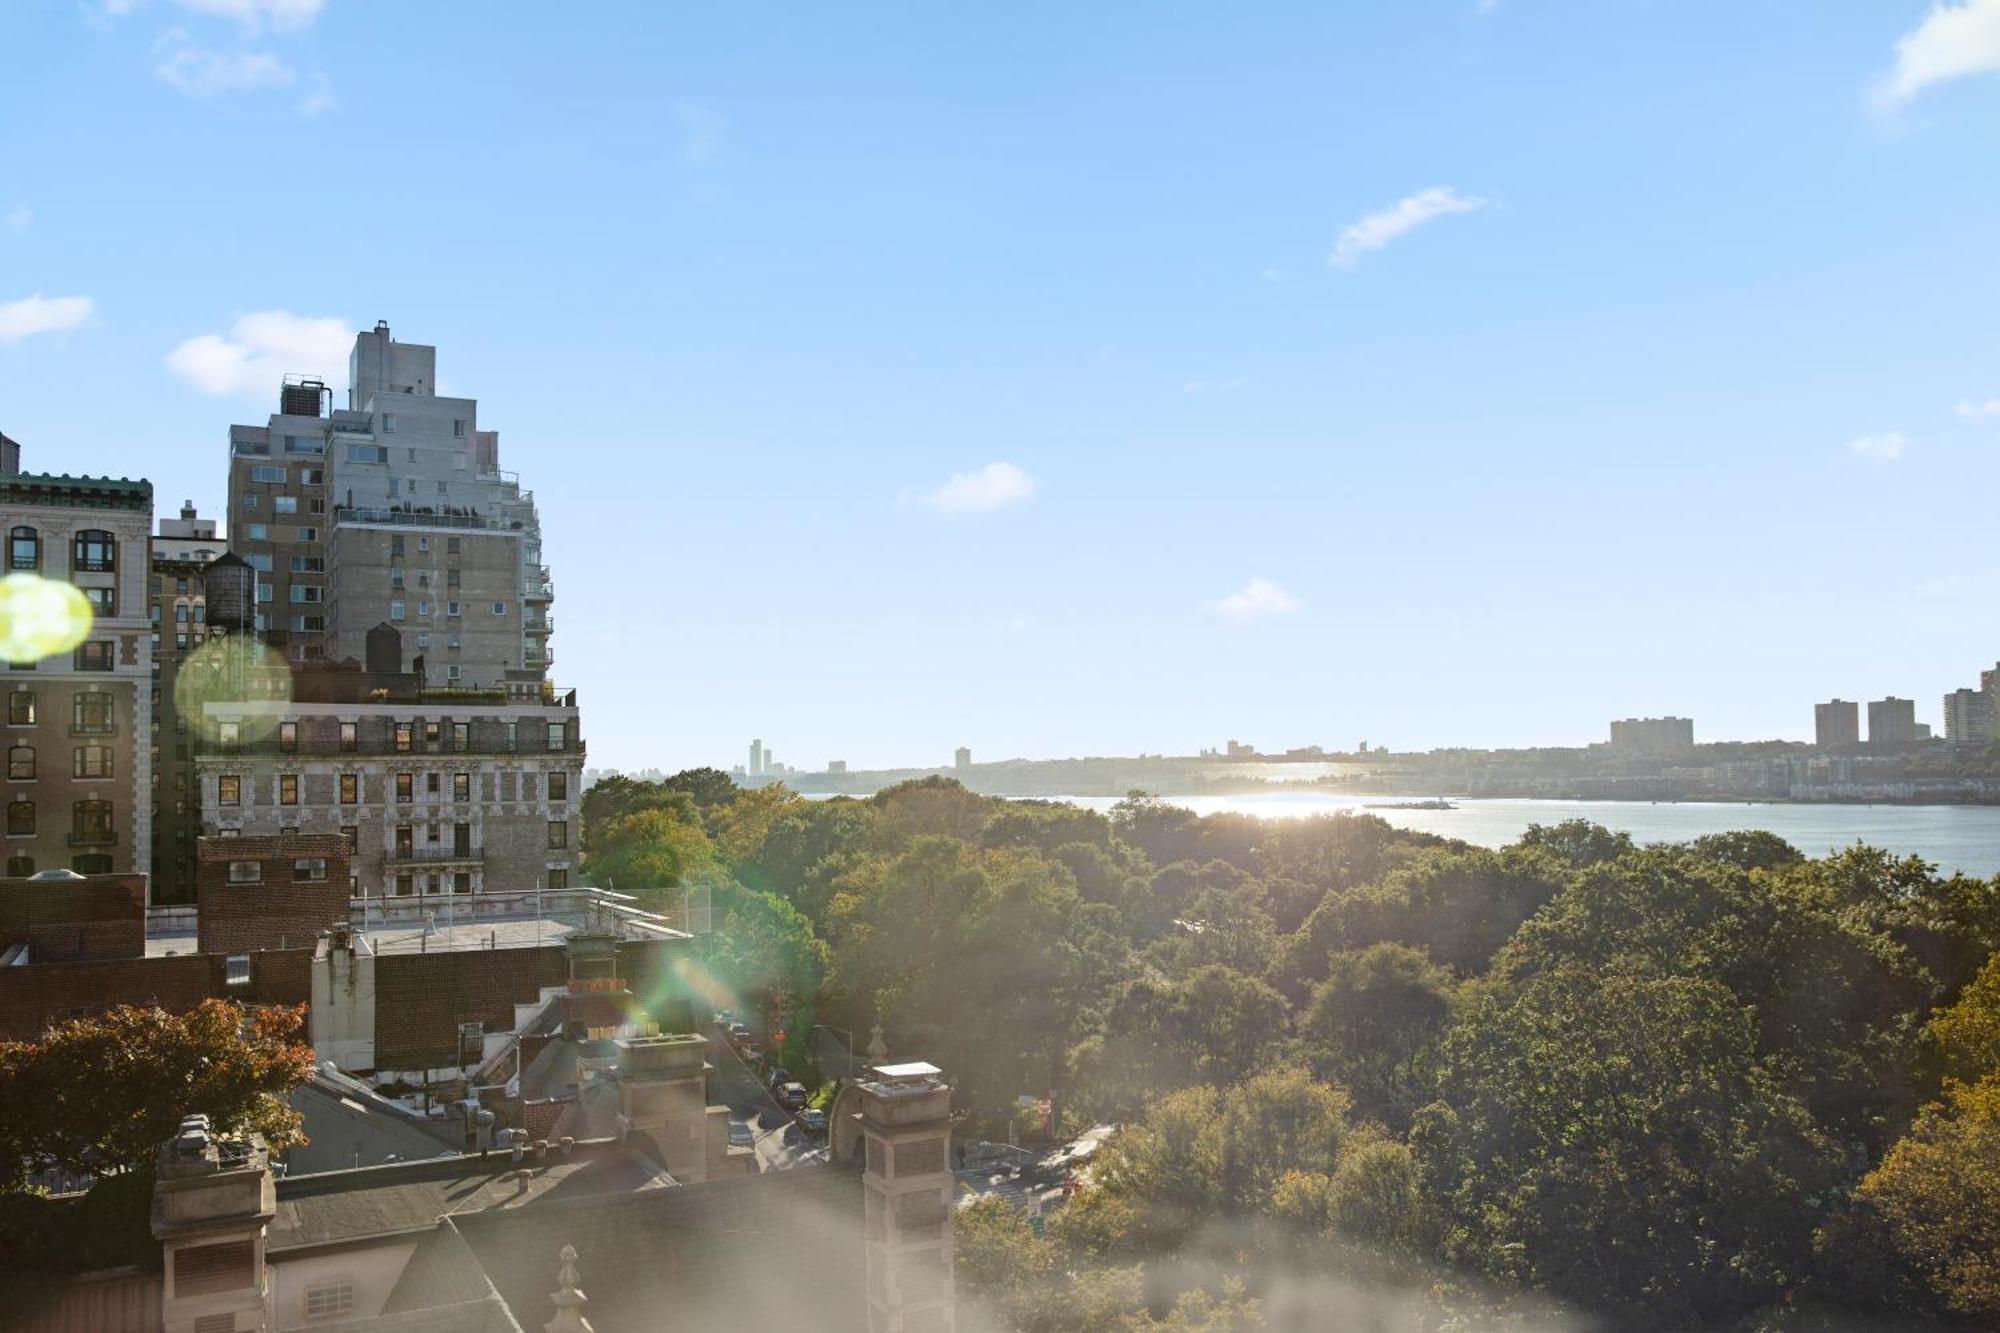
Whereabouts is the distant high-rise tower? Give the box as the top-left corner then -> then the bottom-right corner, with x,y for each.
1814,699 -> 1860,749
953,746 -> 971,771
1867,697 -> 1920,745
1607,716 -> 1694,753
1942,688 -> 1994,746
749,739 -> 766,777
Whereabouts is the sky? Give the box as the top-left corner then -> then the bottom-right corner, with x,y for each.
4,1 -> 2000,774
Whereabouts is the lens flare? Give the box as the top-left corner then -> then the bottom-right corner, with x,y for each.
173,634 -> 295,746
0,573 -> 94,662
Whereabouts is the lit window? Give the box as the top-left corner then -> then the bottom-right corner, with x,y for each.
339,773 -> 358,804
218,774 -> 241,805
396,773 -> 413,802
453,772 -> 469,801
72,693 -> 113,733
219,721 -> 239,749
72,746 -> 114,779
74,641 -> 114,671
279,774 -> 299,805
340,721 -> 357,751
279,721 -> 297,752
395,723 -> 412,752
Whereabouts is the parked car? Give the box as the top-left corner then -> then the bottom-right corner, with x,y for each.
778,1082 -> 809,1110
739,1042 -> 764,1065
766,1066 -> 793,1094
727,1118 -> 754,1148
727,1023 -> 751,1043
797,1108 -> 828,1137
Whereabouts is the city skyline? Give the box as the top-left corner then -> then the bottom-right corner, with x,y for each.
6,4 -> 2000,773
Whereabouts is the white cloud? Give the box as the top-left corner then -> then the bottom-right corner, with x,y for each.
1957,397 -> 2000,418
165,310 -> 349,396
1183,375 -> 1249,395
672,101 -> 727,166
0,294 -> 94,343
908,462 -> 1036,515
1847,430 -> 1910,462
1213,578 -> 1299,622
298,70 -> 334,116
154,35 -> 295,96
2,206 -> 29,235
1872,0 -> 2000,108
174,0 -> 325,31
1330,186 -> 1488,268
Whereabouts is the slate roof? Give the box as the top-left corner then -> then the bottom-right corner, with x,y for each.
283,1070 -> 464,1177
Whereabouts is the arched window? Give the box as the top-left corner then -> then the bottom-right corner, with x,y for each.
6,691 -> 32,726
6,746 -> 32,780
73,530 -> 116,573
6,801 -> 31,836
8,527 -> 37,571
72,692 -> 113,734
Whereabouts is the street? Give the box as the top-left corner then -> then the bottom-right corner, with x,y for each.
708,1031 -> 825,1172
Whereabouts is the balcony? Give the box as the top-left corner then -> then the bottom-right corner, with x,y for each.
67,829 -> 117,847
385,845 -> 484,866
525,615 -> 553,636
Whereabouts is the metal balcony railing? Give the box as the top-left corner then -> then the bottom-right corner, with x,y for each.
385,845 -> 484,865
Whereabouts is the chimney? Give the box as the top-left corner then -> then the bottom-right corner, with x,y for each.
151,1116 -> 275,1333
859,1060 -> 956,1332
613,1034 -> 747,1183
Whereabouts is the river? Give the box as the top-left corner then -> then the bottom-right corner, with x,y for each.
1046,791 -> 2000,878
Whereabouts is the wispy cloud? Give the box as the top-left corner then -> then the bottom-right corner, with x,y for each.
1330,186 -> 1488,268
298,70 -> 334,116
906,462 -> 1037,515
1957,397 -> 2000,418
1213,578 -> 1299,622
1871,0 -> 2000,108
1183,375 -> 1249,396
174,0 -> 326,32
166,310 -> 349,395
2,206 -> 29,235
154,34 -> 295,96
1847,430 -> 1910,462
672,101 -> 727,166
0,295 -> 94,343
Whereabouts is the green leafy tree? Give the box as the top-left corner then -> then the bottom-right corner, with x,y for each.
1301,943 -> 1453,1127
1516,818 -> 1633,867
1414,966 -> 1838,1323
1924,953 -> 2000,1086
0,1001 -> 314,1184
661,765 -> 739,808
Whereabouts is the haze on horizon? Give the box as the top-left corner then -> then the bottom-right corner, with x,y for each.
4,2 -> 2000,774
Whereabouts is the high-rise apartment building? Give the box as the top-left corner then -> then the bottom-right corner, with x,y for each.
1607,716 -> 1695,753
1867,697 -> 1920,745
1814,698 -> 1860,749
149,502 -> 227,903
0,453 -> 153,877
1943,687 -> 1995,747
226,324 -> 555,690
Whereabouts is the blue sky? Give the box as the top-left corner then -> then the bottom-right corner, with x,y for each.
4,1 -> 2000,773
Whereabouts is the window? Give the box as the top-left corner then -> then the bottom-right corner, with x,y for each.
340,721 -> 357,751
304,1281 -> 353,1322
340,825 -> 358,852
226,955 -> 251,987
426,772 -> 440,794
416,571 -> 430,590
395,723 -> 412,752
75,641 -> 113,671
395,873 -> 414,897
279,774 -> 299,805
293,858 -> 327,882
339,773 -> 358,804
390,567 -> 405,589
71,800 -> 112,842
506,721 -> 519,752
301,467 -> 324,484
389,600 -> 405,621
522,772 -> 537,801
279,721 -> 297,752
446,601 -> 461,618
415,632 -> 430,650
72,531 -> 116,572
219,721 -> 239,749
395,825 -> 413,856
8,527 -> 38,571
416,601 -> 431,617
72,693 -> 113,734
290,555 -> 325,573
453,772 -> 469,801
447,635 -> 460,651
381,413 -> 397,433
446,569 -> 460,589
452,419 -> 466,439
7,691 -> 33,725
547,868 -> 568,892
289,585 -> 323,603
396,772 -> 413,802
273,496 -> 297,515
228,860 -> 261,883
390,535 -> 405,557
218,774 -> 241,805
492,601 -> 507,616
418,536 -> 429,553
425,721 -> 441,744
242,549 -> 271,568
7,746 -> 32,780
73,746 -> 113,779
296,527 -> 318,541
240,494 -> 259,511
347,443 -> 388,465
251,465 -> 285,483
255,582 -> 272,604
547,820 -> 568,849
547,722 -> 565,752
71,853 -> 112,874
5,855 -> 31,877
548,771 -> 569,802
82,586 -> 115,616
284,434 -> 323,455
453,721 -> 469,749
6,801 -> 32,835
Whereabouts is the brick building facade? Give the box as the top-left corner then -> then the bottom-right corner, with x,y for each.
195,832 -> 350,955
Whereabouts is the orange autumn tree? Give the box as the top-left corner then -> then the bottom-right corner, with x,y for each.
0,1001 -> 315,1187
